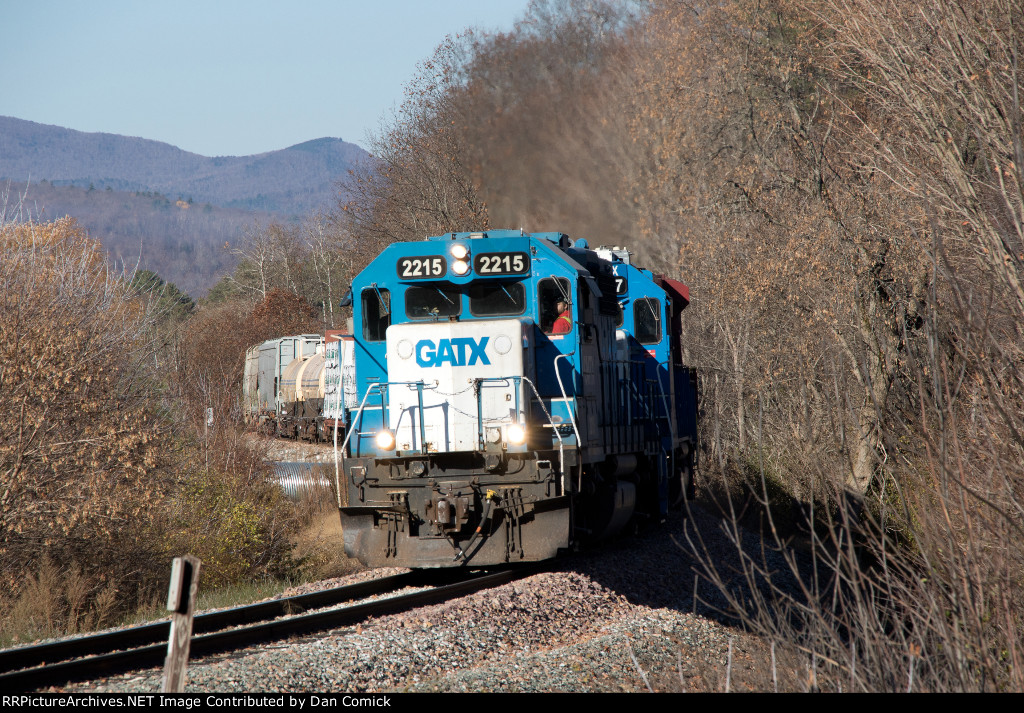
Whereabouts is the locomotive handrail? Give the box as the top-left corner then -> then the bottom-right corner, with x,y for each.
334,383 -> 383,507
350,381 -> 438,437
520,376 -> 567,478
332,379 -> 434,505
553,353 -> 582,456
380,379 -> 442,456
415,381 -> 426,454
386,380 -> 441,389
331,368 -> 344,503
473,376 -> 523,450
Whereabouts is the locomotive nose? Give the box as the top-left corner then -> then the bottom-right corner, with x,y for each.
386,318 -> 529,455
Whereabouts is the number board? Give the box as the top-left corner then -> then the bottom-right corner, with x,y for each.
473,252 -> 530,276
397,256 -> 446,279
613,274 -> 628,295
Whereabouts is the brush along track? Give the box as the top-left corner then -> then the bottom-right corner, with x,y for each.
0,566 -> 537,692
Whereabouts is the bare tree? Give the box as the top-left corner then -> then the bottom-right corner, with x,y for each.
820,0 -> 1024,313
634,0 -> 1024,691
337,37 -> 489,248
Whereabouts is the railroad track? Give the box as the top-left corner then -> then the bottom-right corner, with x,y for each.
0,566 -> 537,692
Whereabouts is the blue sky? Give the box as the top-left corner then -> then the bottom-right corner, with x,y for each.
1,0 -> 532,156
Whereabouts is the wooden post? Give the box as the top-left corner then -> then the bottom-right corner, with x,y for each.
161,555 -> 201,693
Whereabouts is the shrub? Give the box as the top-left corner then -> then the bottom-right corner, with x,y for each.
0,218 -> 171,606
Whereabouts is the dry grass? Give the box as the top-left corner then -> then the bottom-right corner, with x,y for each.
0,559 -> 119,647
287,475 -> 363,582
0,474 -> 362,649
644,633 -> 860,692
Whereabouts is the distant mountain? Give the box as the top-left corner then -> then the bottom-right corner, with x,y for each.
0,116 -> 373,297
0,116 -> 369,215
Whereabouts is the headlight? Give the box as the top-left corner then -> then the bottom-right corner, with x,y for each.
486,427 -> 502,444
375,429 -> 395,450
506,424 -> 526,445
452,259 -> 470,276
450,243 -> 469,260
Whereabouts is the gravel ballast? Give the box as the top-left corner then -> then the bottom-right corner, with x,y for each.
62,503 -> 798,693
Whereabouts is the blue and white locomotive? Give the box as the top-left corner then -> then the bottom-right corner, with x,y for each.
333,230 -> 698,567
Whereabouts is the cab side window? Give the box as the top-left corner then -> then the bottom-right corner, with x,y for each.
634,298 -> 662,344
361,288 -> 391,341
538,278 -> 572,334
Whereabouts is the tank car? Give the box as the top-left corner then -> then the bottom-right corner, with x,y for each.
277,331 -> 354,441
277,346 -> 327,440
333,230 -> 698,568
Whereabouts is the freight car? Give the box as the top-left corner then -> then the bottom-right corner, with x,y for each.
333,230 -> 698,567
244,332 -> 354,440
243,334 -> 322,429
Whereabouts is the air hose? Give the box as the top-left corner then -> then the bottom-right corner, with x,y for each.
453,490 -> 499,562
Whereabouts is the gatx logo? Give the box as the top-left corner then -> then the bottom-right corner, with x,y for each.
415,337 -> 490,367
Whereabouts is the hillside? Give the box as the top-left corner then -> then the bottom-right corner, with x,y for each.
2,181 -> 278,297
0,116 -> 368,215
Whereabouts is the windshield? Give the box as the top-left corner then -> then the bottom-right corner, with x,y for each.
405,285 -> 461,320
469,282 -> 527,316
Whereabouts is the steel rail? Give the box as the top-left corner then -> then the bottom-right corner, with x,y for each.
0,565 -> 536,692
0,571 -> 424,676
